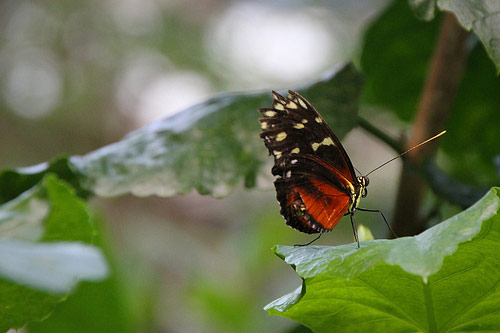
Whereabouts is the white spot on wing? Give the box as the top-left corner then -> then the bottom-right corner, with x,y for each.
298,98 -> 307,109
260,121 -> 268,129
315,117 -> 322,123
274,103 -> 285,111
273,150 -> 282,159
301,119 -> 308,124
321,137 -> 334,146
273,93 -> 284,103
291,147 -> 300,154
291,159 -> 298,164
265,111 -> 277,117
311,136 -> 335,151
286,101 -> 298,109
276,132 -> 287,141
286,170 -> 292,178
293,123 -> 304,129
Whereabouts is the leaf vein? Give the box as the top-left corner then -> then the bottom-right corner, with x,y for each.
297,296 -> 418,328
440,276 -> 500,331
431,259 -> 482,284
356,276 -> 425,331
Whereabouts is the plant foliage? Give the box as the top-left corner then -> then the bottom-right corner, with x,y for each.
408,0 -> 500,73
2,0 -> 500,331
266,188 -> 500,332
0,175 -> 108,330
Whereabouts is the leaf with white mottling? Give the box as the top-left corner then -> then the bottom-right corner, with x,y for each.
70,64 -> 363,198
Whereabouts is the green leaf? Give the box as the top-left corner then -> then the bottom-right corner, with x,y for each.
445,45 -> 500,185
0,156 -> 90,204
69,63 -> 363,198
26,210 -> 154,333
439,0 -> 500,73
0,174 -> 108,331
265,188 -> 500,332
27,220 -> 145,333
27,279 -> 138,333
408,0 -> 500,73
361,0 -> 440,121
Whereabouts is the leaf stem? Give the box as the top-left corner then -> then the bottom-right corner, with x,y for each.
422,280 -> 438,332
357,116 -> 403,154
358,115 -> 489,208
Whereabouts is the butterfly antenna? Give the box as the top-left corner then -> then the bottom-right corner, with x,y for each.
365,130 -> 446,177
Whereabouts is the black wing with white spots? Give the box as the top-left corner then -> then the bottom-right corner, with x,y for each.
258,90 -> 356,183
258,90 -> 360,234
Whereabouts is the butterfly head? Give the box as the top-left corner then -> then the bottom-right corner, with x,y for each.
357,176 -> 369,198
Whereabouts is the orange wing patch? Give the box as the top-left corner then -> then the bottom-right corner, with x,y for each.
289,179 -> 350,232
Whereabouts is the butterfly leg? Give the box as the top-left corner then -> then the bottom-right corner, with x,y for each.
294,233 -> 322,247
349,211 -> 360,248
357,208 -> 398,238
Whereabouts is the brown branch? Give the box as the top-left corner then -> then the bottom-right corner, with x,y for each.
391,13 -> 469,237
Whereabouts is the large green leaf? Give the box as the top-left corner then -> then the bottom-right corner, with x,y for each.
266,188 -> 500,332
69,63 -> 363,198
0,174 -> 108,331
408,0 -> 500,73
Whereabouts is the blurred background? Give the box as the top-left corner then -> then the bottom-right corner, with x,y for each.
0,0 -> 430,331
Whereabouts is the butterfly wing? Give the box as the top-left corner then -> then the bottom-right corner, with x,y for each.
274,162 -> 351,233
259,90 -> 358,233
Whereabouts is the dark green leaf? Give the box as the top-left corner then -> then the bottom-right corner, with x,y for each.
266,188 -> 500,332
445,44 -> 500,185
361,0 -> 440,121
69,63 -> 363,198
0,175 -> 108,331
27,280 -> 136,333
0,156 -> 90,204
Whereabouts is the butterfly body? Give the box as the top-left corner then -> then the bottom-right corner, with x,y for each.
259,90 -> 367,243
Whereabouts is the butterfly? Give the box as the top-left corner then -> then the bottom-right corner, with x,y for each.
258,90 -> 382,247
